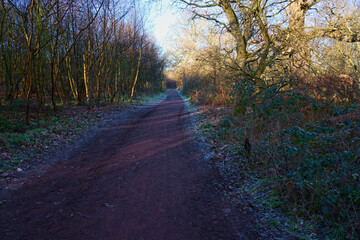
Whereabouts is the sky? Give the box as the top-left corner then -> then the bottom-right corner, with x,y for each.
148,1 -> 182,52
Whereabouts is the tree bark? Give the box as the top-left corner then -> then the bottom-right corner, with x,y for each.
130,47 -> 142,101
66,55 -> 78,100
25,0 -> 35,126
83,54 -> 90,105
286,0 -> 312,72
51,59 -> 57,112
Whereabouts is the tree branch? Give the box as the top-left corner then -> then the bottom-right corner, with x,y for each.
179,0 -> 218,8
308,27 -> 360,43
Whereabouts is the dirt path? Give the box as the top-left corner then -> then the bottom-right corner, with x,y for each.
0,90 -> 260,240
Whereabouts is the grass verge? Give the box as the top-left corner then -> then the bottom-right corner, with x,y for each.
194,93 -> 359,239
0,92 -> 166,175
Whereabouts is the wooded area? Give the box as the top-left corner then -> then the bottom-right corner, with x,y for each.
1,0 -> 359,238
167,0 -> 360,238
0,0 -> 164,125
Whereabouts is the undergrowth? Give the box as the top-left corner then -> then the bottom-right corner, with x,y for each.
196,86 -> 360,239
0,105 -> 104,173
0,92 -> 166,174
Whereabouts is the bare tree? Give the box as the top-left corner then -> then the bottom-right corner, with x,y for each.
0,0 -> 165,123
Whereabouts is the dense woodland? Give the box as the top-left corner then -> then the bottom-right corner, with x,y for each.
167,0 -> 360,238
0,0 -> 165,124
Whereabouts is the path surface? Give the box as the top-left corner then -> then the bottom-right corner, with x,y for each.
0,90 -> 257,239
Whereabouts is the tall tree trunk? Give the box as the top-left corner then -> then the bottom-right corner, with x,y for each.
66,56 -> 78,100
51,0 -> 62,112
0,0 -> 6,110
83,54 -> 90,105
34,0 -> 45,113
96,3 -> 107,100
96,47 -> 104,100
286,0 -> 312,74
51,59 -> 57,112
130,47 -> 142,101
25,0 -> 35,126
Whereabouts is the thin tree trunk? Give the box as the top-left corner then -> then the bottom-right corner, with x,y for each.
35,1 -> 44,113
130,47 -> 142,101
51,59 -> 57,112
96,4 -> 107,100
25,0 -> 35,126
83,54 -> 90,105
96,48 -> 104,100
66,56 -> 78,100
0,0 -> 6,110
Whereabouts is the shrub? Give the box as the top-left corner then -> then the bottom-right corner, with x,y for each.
203,77 -> 360,239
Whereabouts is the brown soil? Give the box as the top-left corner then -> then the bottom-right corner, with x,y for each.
0,90 -> 261,240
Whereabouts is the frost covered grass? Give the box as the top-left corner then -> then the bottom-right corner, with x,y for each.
0,92 -> 166,174
197,90 -> 360,239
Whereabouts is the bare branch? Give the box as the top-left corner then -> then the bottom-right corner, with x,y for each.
308,27 -> 360,42
179,0 -> 219,8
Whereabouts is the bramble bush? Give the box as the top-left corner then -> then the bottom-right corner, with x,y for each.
197,76 -> 360,239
